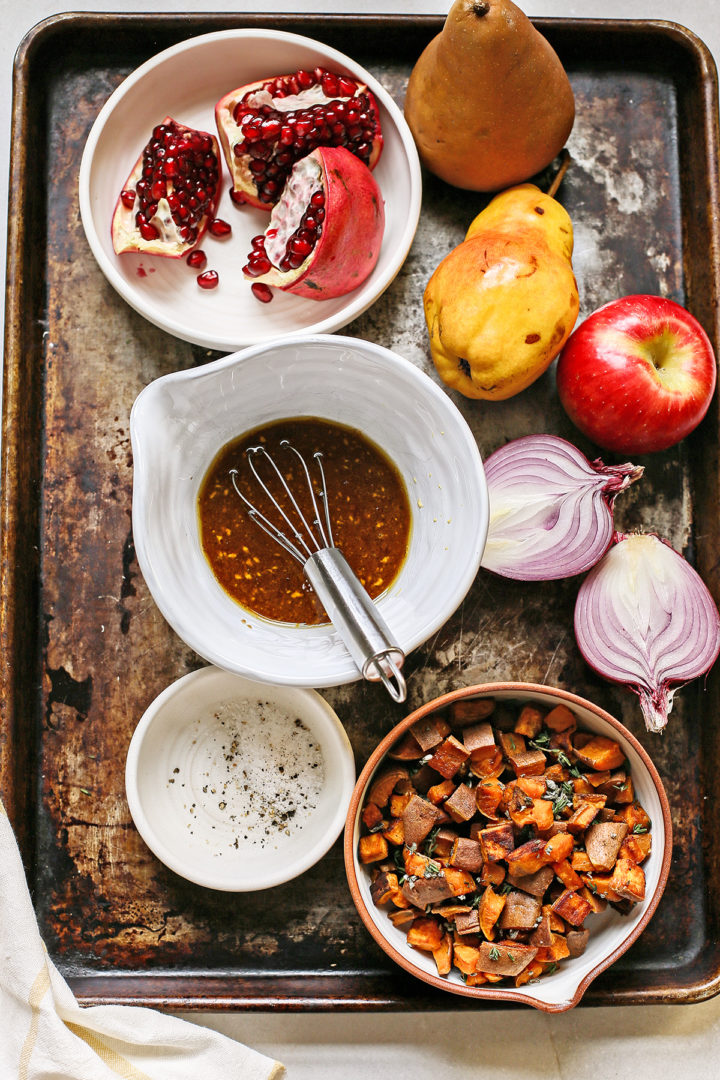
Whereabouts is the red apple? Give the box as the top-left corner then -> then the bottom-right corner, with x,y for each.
556,295 -> 717,454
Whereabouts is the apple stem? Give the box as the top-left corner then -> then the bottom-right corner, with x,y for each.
547,149 -> 572,199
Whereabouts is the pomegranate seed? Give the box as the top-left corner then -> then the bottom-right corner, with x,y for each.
244,255 -> 272,277
338,76 -> 358,96
139,221 -> 160,241
310,191 -> 326,207
297,69 -> 314,89
229,188 -> 247,205
295,120 -> 313,137
120,189 -> 136,209
321,73 -> 339,97
289,237 -> 313,257
197,270 -> 219,289
209,218 -> 232,237
250,234 -> 266,248
280,126 -> 294,146
186,249 -> 207,269
251,282 -> 274,303
261,119 -> 282,139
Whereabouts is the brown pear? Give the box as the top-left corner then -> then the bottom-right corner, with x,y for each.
404,0 -> 575,192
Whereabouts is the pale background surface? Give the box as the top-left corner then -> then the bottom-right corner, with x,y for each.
2,0 -> 720,1075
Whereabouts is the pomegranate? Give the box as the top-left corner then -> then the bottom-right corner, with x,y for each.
112,117 -> 221,257
215,67 -> 382,209
242,146 -> 384,301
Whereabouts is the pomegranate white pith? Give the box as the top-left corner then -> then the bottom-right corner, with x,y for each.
242,145 -> 385,301
111,117 -> 221,258
215,67 -> 383,210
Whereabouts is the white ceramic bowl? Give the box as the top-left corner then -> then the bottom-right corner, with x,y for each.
345,683 -> 672,1012
78,29 -> 421,350
130,334 -> 489,688
125,666 -> 355,890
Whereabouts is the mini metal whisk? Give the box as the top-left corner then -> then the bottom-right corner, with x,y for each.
229,440 -> 407,703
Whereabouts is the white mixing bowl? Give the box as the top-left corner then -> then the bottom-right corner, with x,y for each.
130,334 -> 489,687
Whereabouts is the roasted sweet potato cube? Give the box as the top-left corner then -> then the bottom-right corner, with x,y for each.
444,867 -> 477,897
370,870 -> 399,906
367,765 -> 410,808
499,890 -> 543,931
479,822 -> 516,863
509,748 -> 547,777
581,873 -> 621,903
389,792 -> 413,817
462,721 -> 496,756
475,777 -> 504,820
452,927 -> 480,947
535,932 -> 571,963
570,850 -> 594,873
553,859 -> 583,891
469,746 -> 504,779
506,864 -> 554,898
450,836 -> 484,873
387,731 -> 424,760
428,735 -> 470,778
571,775 -> 595,797
478,861 -> 506,887
515,959 -> 545,986
362,802 -> 384,830
544,763 -> 571,784
359,833 -> 389,863
580,886 -> 607,914
499,731 -> 526,758
619,831 -> 652,864
566,928 -> 590,957
544,704 -> 577,732
402,875 -> 454,908
402,794 -> 444,847
410,713 -> 450,752
465,972 -> 488,986
476,940 -> 538,977
505,838 -> 547,877
389,906 -> 416,927
382,817 -> 405,846
567,799 -> 603,834
450,697 -> 495,727
455,909 -> 481,936
407,916 -> 445,952
573,734 -> 626,772
586,770 -> 612,789
432,931 -> 453,975
426,779 -> 456,805
551,888 -> 593,927
584,820 -> 629,871
453,942 -> 482,975
614,802 -> 651,832
514,705 -> 545,739
404,848 -> 437,877
607,772 -> 634,805
444,782 -> 478,823
478,886 -> 507,941
542,903 -> 566,933
432,826 -> 459,859
542,832 -> 574,865
609,857 -> 646,902
529,913 -> 553,948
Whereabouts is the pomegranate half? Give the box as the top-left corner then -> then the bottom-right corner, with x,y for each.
215,67 -> 383,210
242,146 -> 385,301
112,117 -> 221,258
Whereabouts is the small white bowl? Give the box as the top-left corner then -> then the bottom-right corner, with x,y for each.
125,666 -> 355,891
129,333 -> 489,688
78,28 -> 421,350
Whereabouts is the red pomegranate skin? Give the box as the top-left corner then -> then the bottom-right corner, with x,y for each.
247,146 -> 385,301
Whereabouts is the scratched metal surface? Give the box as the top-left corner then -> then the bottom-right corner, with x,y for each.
2,14 -> 719,1008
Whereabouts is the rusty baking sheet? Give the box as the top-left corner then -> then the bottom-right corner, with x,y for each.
2,13 -> 720,1010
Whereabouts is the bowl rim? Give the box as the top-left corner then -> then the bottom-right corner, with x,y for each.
343,681 -> 673,1012
125,665 -> 356,891
129,333 -> 490,687
77,27 -> 423,350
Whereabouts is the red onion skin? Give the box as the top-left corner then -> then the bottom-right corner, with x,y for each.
574,532 -> 720,733
481,434 -> 643,581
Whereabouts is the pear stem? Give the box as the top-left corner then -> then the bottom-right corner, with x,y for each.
472,2 -> 491,16
547,149 -> 572,198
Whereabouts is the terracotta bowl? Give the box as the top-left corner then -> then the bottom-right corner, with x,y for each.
344,682 -> 672,1012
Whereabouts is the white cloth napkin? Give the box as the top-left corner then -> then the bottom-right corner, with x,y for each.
0,798 -> 285,1080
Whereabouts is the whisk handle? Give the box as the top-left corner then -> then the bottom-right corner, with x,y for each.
304,548 -> 407,704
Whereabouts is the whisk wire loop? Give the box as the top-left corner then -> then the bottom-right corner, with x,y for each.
230,438 -> 407,702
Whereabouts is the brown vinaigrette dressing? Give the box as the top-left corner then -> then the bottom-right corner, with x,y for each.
198,417 -> 411,625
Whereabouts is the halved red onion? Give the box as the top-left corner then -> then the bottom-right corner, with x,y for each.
481,435 -> 644,580
575,532 -> 720,733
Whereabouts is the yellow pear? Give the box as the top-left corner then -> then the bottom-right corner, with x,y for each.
404,0 -> 575,192
424,188 -> 579,400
